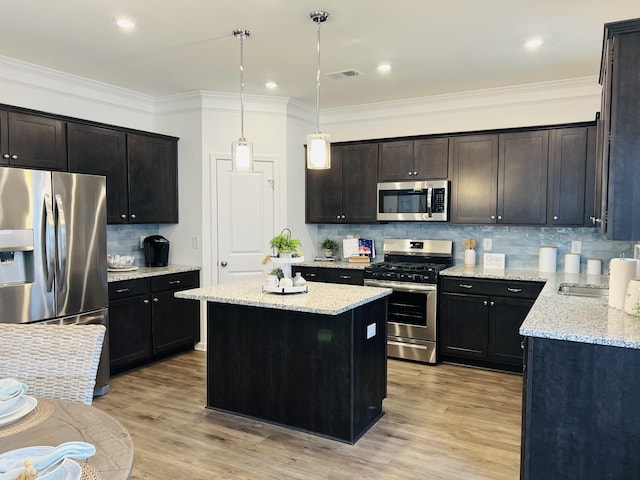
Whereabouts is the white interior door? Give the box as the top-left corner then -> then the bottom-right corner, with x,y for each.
216,159 -> 275,283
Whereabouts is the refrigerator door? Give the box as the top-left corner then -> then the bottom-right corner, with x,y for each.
0,167 -> 55,323
52,172 -> 107,317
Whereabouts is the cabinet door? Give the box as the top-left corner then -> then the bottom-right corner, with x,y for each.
306,145 -> 343,223
414,137 -> 449,180
439,292 -> 488,359
584,126 -> 599,226
108,295 -> 152,371
7,111 -> 67,171
151,290 -> 199,355
498,130 -> 548,225
378,140 -> 414,181
549,128 -> 587,226
127,133 -> 179,224
341,144 -> 378,223
68,123 -> 128,224
0,111 -> 7,166
488,296 -> 533,366
449,134 -> 498,224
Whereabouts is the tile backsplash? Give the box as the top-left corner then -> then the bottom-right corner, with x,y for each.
107,225 -> 159,266
317,224 -> 635,274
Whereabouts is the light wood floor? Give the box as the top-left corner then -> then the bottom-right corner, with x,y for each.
93,351 -> 523,479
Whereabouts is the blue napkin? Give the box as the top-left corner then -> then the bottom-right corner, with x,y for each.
0,442 -> 96,479
0,378 -> 27,402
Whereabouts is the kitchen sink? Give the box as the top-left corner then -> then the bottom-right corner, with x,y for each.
557,284 -> 609,298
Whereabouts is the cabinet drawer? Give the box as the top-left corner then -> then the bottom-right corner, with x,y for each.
293,266 -> 364,285
151,271 -> 199,292
108,278 -> 149,300
441,277 -> 543,299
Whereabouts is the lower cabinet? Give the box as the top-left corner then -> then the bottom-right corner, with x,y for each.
108,271 -> 200,373
439,276 -> 543,371
291,266 -> 364,286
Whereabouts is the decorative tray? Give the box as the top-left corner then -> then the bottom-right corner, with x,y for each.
262,285 -> 308,295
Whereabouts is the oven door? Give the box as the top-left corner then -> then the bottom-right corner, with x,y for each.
364,280 -> 436,342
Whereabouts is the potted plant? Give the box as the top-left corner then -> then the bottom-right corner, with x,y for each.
269,229 -> 301,257
320,238 -> 339,258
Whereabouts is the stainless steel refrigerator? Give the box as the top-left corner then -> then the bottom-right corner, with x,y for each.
0,166 -> 110,395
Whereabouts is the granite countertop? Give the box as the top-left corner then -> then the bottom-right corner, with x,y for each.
175,278 -> 392,316
296,259 -> 380,270
442,266 -> 640,349
107,264 -> 201,282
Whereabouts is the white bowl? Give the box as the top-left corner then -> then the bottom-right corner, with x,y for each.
107,254 -> 135,269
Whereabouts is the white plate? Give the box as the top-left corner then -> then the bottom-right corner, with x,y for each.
0,395 -> 27,419
107,266 -> 139,272
0,395 -> 37,427
0,447 -> 81,480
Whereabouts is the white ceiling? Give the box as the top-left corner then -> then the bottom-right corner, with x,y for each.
0,1 -> 637,108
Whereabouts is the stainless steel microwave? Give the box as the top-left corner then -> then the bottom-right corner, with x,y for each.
377,180 -> 449,222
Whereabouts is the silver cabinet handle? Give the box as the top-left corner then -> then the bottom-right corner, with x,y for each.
553,215 -> 559,220
306,273 -> 317,277
483,300 -> 488,306
341,214 -> 346,219
590,216 -> 601,224
413,171 -> 418,175
408,172 -> 413,176
10,154 -> 18,160
143,299 -> 150,304
120,214 -> 127,219
490,301 -> 495,306
220,261 -> 228,267
169,280 -> 181,285
459,284 -> 473,289
2,154 -> 9,159
507,288 -> 522,293
153,297 -> 159,302
491,215 -> 496,220
130,214 -> 136,219
339,275 -> 351,279
115,288 -> 130,293
336,215 -> 341,219
497,215 -> 503,220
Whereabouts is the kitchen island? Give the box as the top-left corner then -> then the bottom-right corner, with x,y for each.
176,279 -> 392,443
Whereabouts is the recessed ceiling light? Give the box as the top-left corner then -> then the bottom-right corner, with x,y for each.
116,18 -> 136,29
377,64 -> 391,73
265,81 -> 278,89
525,37 -> 543,49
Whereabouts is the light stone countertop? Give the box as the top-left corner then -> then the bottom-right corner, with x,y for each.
296,259 -> 382,270
175,278 -> 392,316
107,264 -> 201,282
442,265 -> 640,349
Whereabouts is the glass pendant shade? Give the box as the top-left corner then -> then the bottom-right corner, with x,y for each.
306,133 -> 331,169
232,139 -> 253,172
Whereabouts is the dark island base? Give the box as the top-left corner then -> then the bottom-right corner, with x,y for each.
206,298 -> 388,444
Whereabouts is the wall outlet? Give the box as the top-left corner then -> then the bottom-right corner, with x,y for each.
139,236 -> 146,248
571,240 -> 582,254
483,238 -> 492,251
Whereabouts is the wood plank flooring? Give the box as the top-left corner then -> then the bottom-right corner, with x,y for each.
93,351 -> 523,479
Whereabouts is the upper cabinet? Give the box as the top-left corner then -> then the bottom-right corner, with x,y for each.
0,109 -> 67,171
306,144 -> 378,223
598,19 -> 640,240
378,138 -> 449,181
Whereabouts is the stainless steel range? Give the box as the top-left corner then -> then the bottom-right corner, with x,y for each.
363,238 -> 453,364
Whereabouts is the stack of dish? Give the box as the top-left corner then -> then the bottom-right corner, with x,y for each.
0,444 -> 94,480
0,378 -> 37,428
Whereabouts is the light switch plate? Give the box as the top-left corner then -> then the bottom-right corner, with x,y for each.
483,238 -> 492,251
571,240 -> 582,254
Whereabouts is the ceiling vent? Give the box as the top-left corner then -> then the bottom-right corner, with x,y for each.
325,69 -> 363,80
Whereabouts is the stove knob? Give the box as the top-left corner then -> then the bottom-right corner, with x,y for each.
414,274 -> 422,282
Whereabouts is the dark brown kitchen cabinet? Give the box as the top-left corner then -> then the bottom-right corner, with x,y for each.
0,110 -> 67,170
439,277 -> 543,371
291,266 -> 364,285
108,271 -> 200,373
598,19 -> 640,240
378,137 -> 449,181
449,134 -> 498,224
306,143 -> 378,223
67,123 -> 128,224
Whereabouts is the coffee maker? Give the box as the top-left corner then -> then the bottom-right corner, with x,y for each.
143,235 -> 170,267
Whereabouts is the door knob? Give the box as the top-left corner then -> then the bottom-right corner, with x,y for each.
220,261 -> 228,267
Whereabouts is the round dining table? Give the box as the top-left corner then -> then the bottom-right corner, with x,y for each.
0,397 -> 133,480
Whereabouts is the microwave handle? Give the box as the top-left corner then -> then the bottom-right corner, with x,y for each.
427,188 -> 432,218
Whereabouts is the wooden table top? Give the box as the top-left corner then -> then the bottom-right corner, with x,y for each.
0,398 -> 133,480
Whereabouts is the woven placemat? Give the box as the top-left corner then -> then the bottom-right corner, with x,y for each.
80,462 -> 103,480
0,397 -> 55,439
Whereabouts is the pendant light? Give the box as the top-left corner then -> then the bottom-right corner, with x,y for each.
232,28 -> 253,172
307,10 -> 331,170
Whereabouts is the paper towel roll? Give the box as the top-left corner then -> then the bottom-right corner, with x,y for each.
464,249 -> 476,268
587,258 -> 602,275
624,278 -> 640,316
539,246 -> 557,272
564,253 -> 580,274
609,258 -> 637,309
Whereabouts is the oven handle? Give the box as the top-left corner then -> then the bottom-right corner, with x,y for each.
364,279 -> 437,293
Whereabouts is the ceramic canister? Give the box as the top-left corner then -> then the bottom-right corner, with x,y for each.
624,278 -> 640,316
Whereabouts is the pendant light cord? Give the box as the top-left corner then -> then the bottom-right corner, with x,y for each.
315,20 -> 321,134
239,32 -> 246,141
